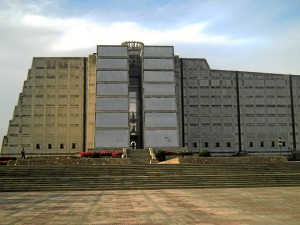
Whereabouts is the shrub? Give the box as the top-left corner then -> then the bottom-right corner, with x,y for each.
0,156 -> 17,161
198,149 -> 211,157
92,152 -> 100,158
165,150 -> 175,156
112,150 -> 123,157
79,151 -> 94,158
100,151 -> 112,156
79,150 -> 123,158
235,151 -> 248,157
155,150 -> 166,161
177,150 -> 193,157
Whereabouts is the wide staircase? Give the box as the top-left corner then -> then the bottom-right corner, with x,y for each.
1,162 -> 300,191
127,149 -> 152,164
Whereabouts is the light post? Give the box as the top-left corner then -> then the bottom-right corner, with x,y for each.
278,137 -> 283,156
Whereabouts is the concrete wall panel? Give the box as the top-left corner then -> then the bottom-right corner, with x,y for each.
97,71 -> 128,82
144,71 -> 174,82
144,84 -> 175,96
144,98 -> 176,111
34,58 -> 46,68
97,83 -> 128,96
97,46 -> 128,57
95,130 -> 129,148
96,98 -> 128,111
143,59 -> 174,70
97,59 -> 127,70
143,46 -> 173,57
95,113 -> 128,128
144,130 -> 179,147
145,113 -> 177,127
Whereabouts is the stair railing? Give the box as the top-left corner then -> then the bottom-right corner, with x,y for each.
122,148 -> 128,158
149,148 -> 158,164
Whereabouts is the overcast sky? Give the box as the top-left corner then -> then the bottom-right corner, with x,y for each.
1,0 -> 300,148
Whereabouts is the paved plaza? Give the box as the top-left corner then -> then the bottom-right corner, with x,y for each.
0,187 -> 299,225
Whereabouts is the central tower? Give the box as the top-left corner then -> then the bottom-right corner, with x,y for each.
94,42 -> 179,149
122,41 -> 144,149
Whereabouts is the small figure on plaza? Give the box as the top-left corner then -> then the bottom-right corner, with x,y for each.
20,146 -> 26,159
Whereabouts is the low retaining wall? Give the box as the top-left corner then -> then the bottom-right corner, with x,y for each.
159,156 -> 287,164
7,157 -> 131,166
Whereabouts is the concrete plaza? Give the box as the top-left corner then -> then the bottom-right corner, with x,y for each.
0,187 -> 299,225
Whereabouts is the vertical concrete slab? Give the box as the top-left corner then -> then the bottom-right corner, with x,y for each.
142,46 -> 179,148
95,45 -> 129,148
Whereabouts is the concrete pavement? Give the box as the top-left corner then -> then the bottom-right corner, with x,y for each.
0,187 -> 299,225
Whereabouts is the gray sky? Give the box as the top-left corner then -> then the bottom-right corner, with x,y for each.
1,0 -> 300,148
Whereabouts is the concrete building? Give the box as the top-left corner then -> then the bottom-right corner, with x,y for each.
1,42 -> 299,157
179,58 -> 299,156
95,43 -> 179,149
1,57 -> 86,154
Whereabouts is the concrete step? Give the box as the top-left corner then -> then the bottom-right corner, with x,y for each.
127,149 -> 152,164
1,162 -> 300,191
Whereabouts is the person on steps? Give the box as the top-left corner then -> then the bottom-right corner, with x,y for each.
20,146 -> 26,159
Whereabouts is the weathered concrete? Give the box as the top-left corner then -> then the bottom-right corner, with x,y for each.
145,130 -> 179,147
143,46 -> 173,57
159,156 -> 287,164
143,83 -> 175,96
97,70 -> 128,81
95,45 -> 129,149
145,113 -> 178,127
96,98 -> 129,111
143,58 -> 174,70
0,187 -> 299,225
144,71 -> 175,82
144,98 -> 176,111
7,157 -> 131,165
97,83 -> 128,96
95,130 -> 129,148
97,45 -> 128,57
95,112 -> 128,128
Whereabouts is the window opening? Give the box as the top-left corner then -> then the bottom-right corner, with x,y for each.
260,142 -> 264,147
204,142 -> 209,148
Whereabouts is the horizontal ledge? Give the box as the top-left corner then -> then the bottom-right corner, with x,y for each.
144,127 -> 178,130
96,69 -> 128,71
143,69 -> 174,71
143,95 -> 177,97
142,57 -> 174,59
95,111 -> 129,113
143,81 -> 175,84
143,110 -> 177,113
96,96 -> 129,98
96,82 -> 129,84
97,56 -> 129,59
95,128 -> 129,130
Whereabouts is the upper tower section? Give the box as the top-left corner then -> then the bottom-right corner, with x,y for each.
121,41 -> 144,56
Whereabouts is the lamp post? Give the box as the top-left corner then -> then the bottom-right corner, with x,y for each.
278,137 -> 282,156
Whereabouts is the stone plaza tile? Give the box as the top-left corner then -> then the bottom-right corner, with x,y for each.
0,187 -> 299,225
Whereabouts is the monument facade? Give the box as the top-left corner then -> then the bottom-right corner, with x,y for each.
1,42 -> 299,157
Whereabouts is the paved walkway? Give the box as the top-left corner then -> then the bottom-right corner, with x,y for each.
0,187 -> 299,225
